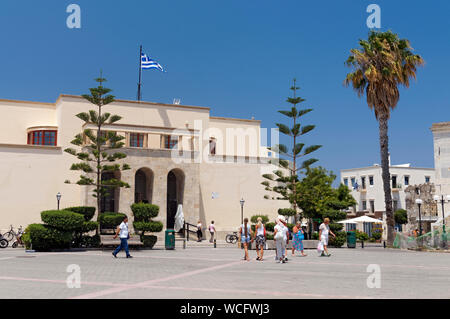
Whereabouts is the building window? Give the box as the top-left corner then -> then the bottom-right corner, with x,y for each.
164,135 -> 178,149
351,177 -> 356,189
370,200 -> 375,213
343,178 -> 348,187
209,138 -> 216,155
404,176 -> 410,186
361,176 -> 366,189
130,133 -> 144,148
27,130 -> 57,146
425,176 -> 430,183
392,175 -> 397,188
393,200 -> 398,212
362,200 -> 367,211
369,176 -> 374,186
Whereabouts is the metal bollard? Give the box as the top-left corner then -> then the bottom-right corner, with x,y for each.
383,241 -> 386,249
361,240 -> 364,249
214,239 -> 216,248
183,239 -> 186,249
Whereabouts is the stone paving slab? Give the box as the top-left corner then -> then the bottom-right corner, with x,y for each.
0,247 -> 449,299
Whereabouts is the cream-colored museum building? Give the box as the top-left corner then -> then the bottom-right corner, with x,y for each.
0,95 -> 285,237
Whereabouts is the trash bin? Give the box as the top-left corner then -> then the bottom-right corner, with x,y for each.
347,231 -> 356,248
165,229 -> 175,250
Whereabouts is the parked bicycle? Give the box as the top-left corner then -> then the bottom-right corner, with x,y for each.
225,231 -> 239,244
3,225 -> 24,248
0,234 -> 8,248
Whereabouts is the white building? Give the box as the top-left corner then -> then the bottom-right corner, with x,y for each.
431,122 -> 450,226
340,163 -> 435,221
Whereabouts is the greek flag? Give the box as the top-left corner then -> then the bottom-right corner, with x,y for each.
141,53 -> 165,72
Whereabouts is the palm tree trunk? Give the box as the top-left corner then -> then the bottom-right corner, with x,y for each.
378,115 -> 394,245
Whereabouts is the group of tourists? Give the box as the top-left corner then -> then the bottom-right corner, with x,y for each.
238,215 -> 334,263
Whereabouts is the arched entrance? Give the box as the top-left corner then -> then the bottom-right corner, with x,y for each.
167,169 -> 185,229
100,171 -> 121,213
134,168 -> 154,203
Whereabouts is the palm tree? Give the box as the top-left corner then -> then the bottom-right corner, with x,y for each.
344,30 -> 424,245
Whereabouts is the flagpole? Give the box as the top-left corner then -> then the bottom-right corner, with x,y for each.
137,45 -> 142,101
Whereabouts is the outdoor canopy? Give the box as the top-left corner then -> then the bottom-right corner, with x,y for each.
338,215 -> 382,224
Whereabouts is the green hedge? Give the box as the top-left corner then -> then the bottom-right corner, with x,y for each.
41,210 -> 85,231
329,231 -> 346,248
133,221 -> 163,233
278,208 -> 296,217
22,224 -> 72,251
80,221 -> 99,233
141,235 -> 157,249
250,215 -> 269,224
356,230 -> 369,241
99,212 -> 127,229
330,223 -> 344,233
80,234 -> 101,248
131,203 -> 159,221
65,206 -> 96,221
265,222 -> 276,232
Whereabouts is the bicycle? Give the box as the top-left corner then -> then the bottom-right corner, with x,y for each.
0,234 -> 8,248
225,231 -> 239,244
3,225 -> 24,247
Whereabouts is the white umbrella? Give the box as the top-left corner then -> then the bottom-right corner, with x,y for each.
338,220 -> 357,224
350,215 -> 383,223
174,204 -> 184,232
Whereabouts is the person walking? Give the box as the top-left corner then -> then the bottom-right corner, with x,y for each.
292,221 -> 307,257
112,216 -> 132,258
208,221 -> 216,243
254,217 -> 266,261
197,220 -> 203,242
274,216 -> 289,263
239,218 -> 253,261
318,218 -> 335,257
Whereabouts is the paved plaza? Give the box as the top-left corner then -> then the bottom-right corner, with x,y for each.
0,246 -> 449,299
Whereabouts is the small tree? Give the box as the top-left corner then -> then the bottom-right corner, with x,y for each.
394,209 -> 408,225
64,76 -> 131,226
262,79 -> 321,220
131,203 -> 163,248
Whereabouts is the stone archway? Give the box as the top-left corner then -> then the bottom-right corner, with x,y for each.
167,168 -> 185,229
134,168 -> 154,204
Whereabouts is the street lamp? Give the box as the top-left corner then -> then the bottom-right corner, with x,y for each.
415,198 -> 423,237
56,192 -> 62,210
240,198 -> 245,225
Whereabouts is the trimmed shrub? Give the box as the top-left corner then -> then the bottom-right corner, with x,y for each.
250,215 -> 269,224
133,221 -> 163,233
312,231 -> 319,240
141,235 -> 157,249
131,203 -> 159,221
22,224 -> 72,251
278,208 -> 296,217
265,222 -> 276,232
41,210 -> 84,231
329,231 -> 346,248
80,221 -> 99,233
266,233 -> 274,240
65,206 -> 96,221
99,212 -> 127,229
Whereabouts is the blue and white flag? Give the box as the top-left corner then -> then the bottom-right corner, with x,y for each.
141,53 -> 165,72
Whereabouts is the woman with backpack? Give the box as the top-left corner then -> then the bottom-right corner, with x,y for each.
292,221 -> 307,257
239,218 -> 253,261
254,217 -> 266,261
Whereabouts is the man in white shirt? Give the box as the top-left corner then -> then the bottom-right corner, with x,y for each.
112,216 -> 132,258
208,221 -> 216,243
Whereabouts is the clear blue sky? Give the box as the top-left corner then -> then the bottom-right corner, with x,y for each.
1,0 -> 448,182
